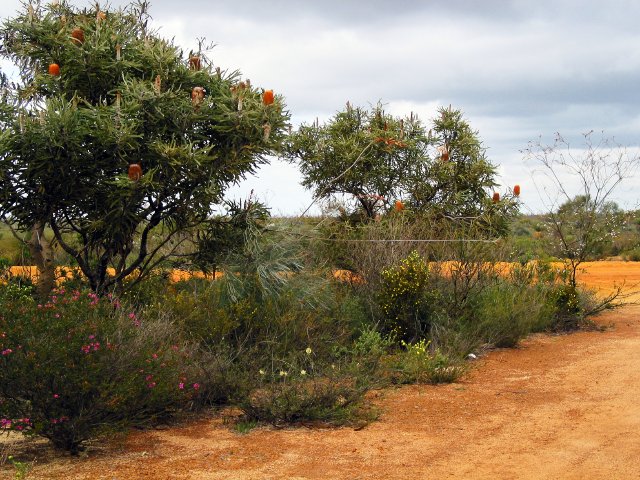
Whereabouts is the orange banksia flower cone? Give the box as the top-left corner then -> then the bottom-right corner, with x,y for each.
128,163 -> 142,181
262,89 -> 274,106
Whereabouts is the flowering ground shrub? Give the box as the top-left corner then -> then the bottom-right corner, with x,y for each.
374,250 -> 576,355
387,339 -> 466,384
159,273 -> 371,410
378,251 -> 439,341
237,347 -> 372,426
0,288 -> 195,453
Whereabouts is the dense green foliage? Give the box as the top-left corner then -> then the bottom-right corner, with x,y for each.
378,250 -> 435,341
0,287 -> 195,453
286,104 -> 500,220
0,1 -> 288,294
0,204 -> 615,454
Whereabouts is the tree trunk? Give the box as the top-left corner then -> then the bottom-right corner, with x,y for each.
27,222 -> 56,300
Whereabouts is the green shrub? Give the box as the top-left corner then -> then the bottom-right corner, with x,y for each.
164,283 -> 253,346
153,269 -> 372,411
550,283 -> 605,331
387,339 -> 465,384
424,262 -> 561,352
348,325 -> 394,373
0,288 -> 195,453
378,251 -> 438,341
623,247 -> 640,261
157,266 -> 378,425
164,271 -> 368,358
470,282 -> 556,347
237,351 -> 370,426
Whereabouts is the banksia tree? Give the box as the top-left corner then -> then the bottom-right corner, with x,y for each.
285,102 -> 426,219
406,106 -> 498,218
285,103 -> 509,225
0,1 -> 288,295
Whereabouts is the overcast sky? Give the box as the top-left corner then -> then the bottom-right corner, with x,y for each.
2,0 -> 639,214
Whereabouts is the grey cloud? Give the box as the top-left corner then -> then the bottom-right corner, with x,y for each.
1,0 -> 639,212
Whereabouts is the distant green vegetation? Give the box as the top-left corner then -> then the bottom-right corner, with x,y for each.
507,208 -> 640,262
0,224 -> 28,265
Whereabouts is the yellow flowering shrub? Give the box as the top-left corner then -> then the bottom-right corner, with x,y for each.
378,251 -> 436,341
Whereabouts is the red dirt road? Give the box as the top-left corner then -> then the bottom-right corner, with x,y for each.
3,261 -> 640,479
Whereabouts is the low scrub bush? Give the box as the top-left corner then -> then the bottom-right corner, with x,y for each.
378,251 -> 440,341
346,325 -> 395,375
166,272 -> 367,350
0,288 -> 196,453
240,375 -> 367,426
153,269 -> 373,414
469,282 -> 556,347
549,283 -> 617,331
236,349 -> 371,426
371,252 -> 575,357
387,340 -> 465,384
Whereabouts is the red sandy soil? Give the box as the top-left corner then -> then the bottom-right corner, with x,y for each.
2,261 -> 640,479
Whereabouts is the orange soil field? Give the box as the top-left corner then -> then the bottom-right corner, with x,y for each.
2,261 -> 640,479
4,266 -> 221,284
5,260 -> 612,286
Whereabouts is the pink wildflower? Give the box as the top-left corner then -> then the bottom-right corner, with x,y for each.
87,292 -> 99,306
